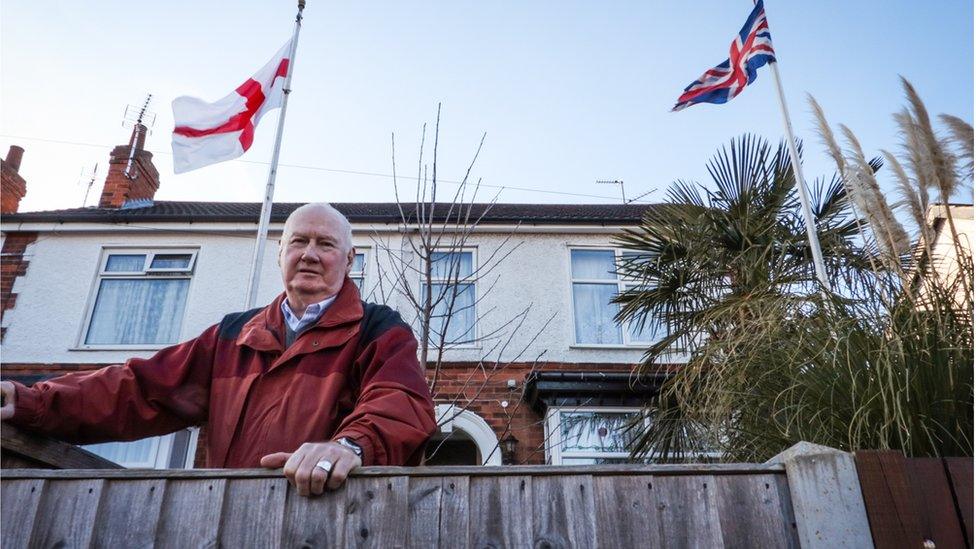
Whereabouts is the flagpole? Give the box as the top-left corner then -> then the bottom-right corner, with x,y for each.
767,60 -> 831,291
244,0 -> 305,309
759,1 -> 830,291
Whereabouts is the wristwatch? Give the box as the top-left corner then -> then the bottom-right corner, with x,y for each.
336,437 -> 363,457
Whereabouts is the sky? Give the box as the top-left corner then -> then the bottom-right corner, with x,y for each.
1,1 -> 973,214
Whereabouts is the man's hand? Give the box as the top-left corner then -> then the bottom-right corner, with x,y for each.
260,441 -> 362,497
0,381 -> 15,421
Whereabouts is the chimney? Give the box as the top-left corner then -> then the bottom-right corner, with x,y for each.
98,123 -> 161,208
1,145 -> 27,214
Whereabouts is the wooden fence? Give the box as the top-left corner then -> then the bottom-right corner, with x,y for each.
2,427 -> 972,548
854,451 -> 973,549
2,464 -> 800,548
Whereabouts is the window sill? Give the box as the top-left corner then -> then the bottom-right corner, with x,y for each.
70,345 -> 169,352
569,344 -> 649,350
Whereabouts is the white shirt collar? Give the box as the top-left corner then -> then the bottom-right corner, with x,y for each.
281,295 -> 337,333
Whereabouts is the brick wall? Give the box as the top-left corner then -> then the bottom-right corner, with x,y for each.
430,361 -> 637,464
0,232 -> 38,340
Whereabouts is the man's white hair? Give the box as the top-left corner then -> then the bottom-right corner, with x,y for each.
281,202 -> 353,251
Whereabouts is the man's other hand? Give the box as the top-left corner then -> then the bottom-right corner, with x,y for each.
260,441 -> 362,497
0,381 -> 15,420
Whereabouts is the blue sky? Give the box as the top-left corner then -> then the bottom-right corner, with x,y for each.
1,1 -> 972,213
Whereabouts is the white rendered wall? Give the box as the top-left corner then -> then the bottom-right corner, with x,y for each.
1,224 -> 649,365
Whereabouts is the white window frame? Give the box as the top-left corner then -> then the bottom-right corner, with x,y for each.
82,427 -> 199,469
350,248 -> 368,290
568,247 -> 658,348
544,405 -> 650,465
423,247 -> 479,349
77,247 -> 198,350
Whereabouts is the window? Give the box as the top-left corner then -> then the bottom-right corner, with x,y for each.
82,249 -> 197,347
424,250 -> 476,346
570,248 -> 659,345
351,251 -> 366,290
545,407 -> 649,465
83,428 -> 198,469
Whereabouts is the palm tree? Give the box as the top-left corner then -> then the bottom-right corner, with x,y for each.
618,89 -> 973,462
613,134 -> 874,369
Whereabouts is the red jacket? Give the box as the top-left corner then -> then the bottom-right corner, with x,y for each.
9,278 -> 437,468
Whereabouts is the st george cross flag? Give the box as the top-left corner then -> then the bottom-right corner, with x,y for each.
171,38 -> 293,173
672,0 -> 775,111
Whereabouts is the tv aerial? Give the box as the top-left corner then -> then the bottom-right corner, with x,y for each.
78,163 -> 99,207
121,94 -> 156,180
596,179 -> 626,203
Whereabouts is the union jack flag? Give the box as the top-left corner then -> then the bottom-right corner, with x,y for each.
672,1 -> 776,111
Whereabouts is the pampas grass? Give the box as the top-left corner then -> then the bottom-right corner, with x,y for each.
624,85 -> 974,464
939,114 -> 974,182
902,77 -> 959,199
882,149 -> 932,251
808,95 -> 847,177
839,124 -> 911,260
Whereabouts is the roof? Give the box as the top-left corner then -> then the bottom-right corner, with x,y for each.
1,201 -> 657,226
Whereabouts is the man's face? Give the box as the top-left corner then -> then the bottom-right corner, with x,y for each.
278,208 -> 354,304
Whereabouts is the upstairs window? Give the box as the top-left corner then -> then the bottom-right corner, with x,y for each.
424,250 -> 476,346
82,250 -> 197,347
570,248 -> 659,346
351,251 -> 366,290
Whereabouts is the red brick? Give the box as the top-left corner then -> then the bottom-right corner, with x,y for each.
0,232 -> 36,336
97,125 -> 160,208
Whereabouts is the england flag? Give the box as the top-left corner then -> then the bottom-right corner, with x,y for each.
171,38 -> 293,173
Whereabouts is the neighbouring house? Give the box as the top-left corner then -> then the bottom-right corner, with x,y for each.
925,203 -> 974,303
0,130 -> 677,468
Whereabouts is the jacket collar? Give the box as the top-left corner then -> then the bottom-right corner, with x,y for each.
237,277 -> 364,353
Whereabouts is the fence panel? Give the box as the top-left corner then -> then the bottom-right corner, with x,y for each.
1,465 -> 803,548
855,451 -> 973,549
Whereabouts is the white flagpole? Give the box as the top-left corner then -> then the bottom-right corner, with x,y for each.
244,0 -> 305,309
767,61 -> 831,291
762,3 -> 830,291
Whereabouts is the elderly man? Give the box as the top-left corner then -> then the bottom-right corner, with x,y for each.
0,203 -> 436,496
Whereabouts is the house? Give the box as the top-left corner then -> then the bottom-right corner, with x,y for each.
0,129 -> 672,468
924,203 -> 974,305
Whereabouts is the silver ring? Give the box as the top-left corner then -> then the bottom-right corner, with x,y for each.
314,459 -> 333,473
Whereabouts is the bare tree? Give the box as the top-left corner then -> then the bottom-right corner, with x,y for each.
368,105 -> 556,464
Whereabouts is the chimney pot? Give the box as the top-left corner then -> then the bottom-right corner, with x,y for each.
133,124 -> 147,151
99,129 -> 160,208
5,145 -> 24,173
1,145 -> 27,213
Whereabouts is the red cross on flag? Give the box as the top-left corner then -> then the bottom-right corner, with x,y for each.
171,38 -> 293,174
